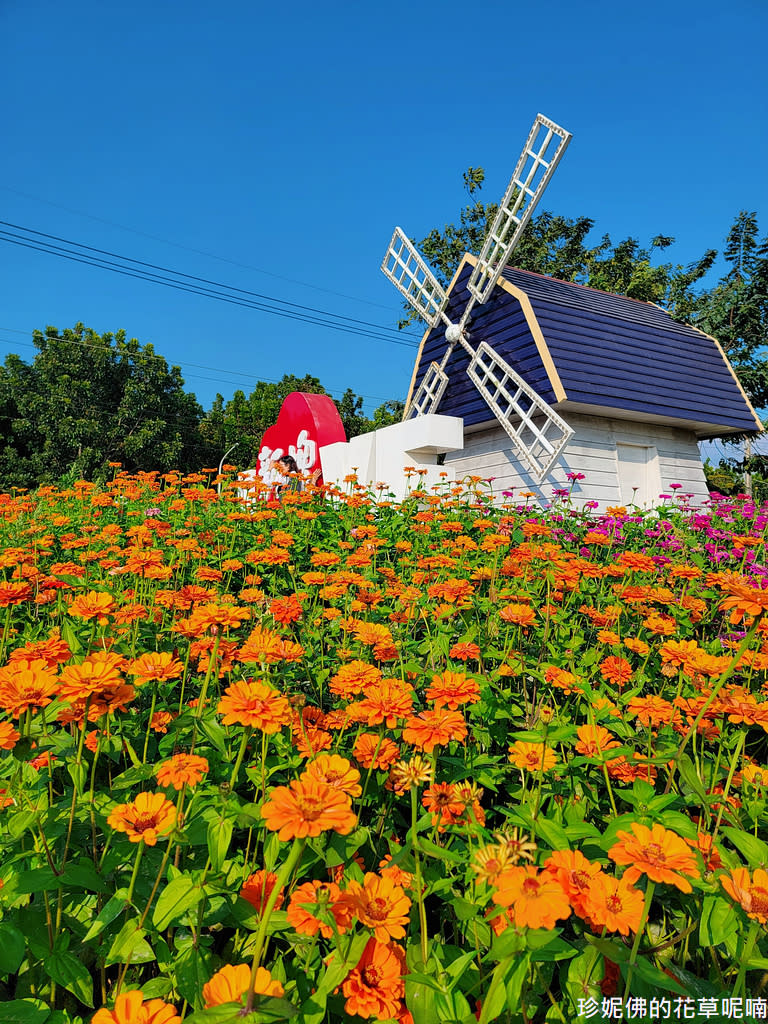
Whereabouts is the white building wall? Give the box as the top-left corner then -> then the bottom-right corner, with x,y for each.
443,412 -> 711,510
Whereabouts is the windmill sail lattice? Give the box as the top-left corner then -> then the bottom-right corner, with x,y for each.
381,113 -> 574,484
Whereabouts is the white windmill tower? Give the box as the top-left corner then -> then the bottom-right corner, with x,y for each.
382,114 -> 574,483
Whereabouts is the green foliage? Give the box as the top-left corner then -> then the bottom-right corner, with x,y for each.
0,325 -> 206,487
0,333 -> 405,490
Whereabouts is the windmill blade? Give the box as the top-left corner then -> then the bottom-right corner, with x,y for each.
405,361 -> 450,419
381,227 -> 449,328
466,341 -> 574,482
462,115 -> 571,321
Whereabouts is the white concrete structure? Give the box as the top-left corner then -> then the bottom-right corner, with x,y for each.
320,414 -> 464,501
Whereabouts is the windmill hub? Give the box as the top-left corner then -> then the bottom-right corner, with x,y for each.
445,323 -> 463,344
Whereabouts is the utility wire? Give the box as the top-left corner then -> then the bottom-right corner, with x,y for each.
0,183 -> 402,314
0,220 -> 420,348
0,332 -> 398,404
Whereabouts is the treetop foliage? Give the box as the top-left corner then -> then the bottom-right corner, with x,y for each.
0,328 -> 403,492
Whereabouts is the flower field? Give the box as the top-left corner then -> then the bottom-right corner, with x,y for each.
2,468 -> 768,1024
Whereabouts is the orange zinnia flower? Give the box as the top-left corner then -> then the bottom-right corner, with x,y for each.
608,822 -> 700,891
187,602 -> 250,635
58,651 -> 125,703
626,695 -> 675,728
500,603 -> 536,627
0,721 -> 20,750
449,642 -> 480,661
721,867 -> 768,923
301,754 -> 362,797
425,670 -> 480,709
389,756 -> 434,794
216,679 -> 291,731
128,651 -> 184,685
719,582 -> 768,624
68,590 -> 116,624
156,754 -> 208,790
261,778 -> 357,840
544,849 -> 604,917
599,655 -> 633,688
270,593 -> 303,625
329,660 -> 383,697
150,711 -> 174,733
342,938 -> 405,1020
574,724 -> 620,758
353,732 -> 400,771
202,963 -> 283,1007
92,991 -> 181,1024
422,782 -> 464,828
355,680 -> 414,728
492,865 -> 571,929
401,708 -> 467,753
0,659 -> 59,718
107,792 -> 176,845
286,879 -> 349,937
583,874 -> 644,935
240,870 -> 284,914
0,581 -> 33,607
508,741 -> 557,773
237,625 -> 285,664
346,872 -> 411,943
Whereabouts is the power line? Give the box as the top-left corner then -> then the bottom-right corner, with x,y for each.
0,220 -> 420,349
0,183 -> 402,314
0,332 -> 399,404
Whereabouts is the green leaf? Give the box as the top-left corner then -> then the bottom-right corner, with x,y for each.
0,922 -> 26,975
405,975 -> 440,1024
583,935 -> 630,963
207,817 -> 233,873
82,889 -> 129,942
0,1001 -> 50,1024
415,837 -> 463,863
44,951 -> 94,1007
62,859 -> 109,893
176,944 -> 213,1009
721,826 -> 768,868
700,895 -> 739,947
7,809 -> 37,841
60,619 -> 83,655
152,875 -> 203,930
184,1005 -> 242,1024
199,718 -> 228,755
110,764 -> 156,791
676,753 -> 708,802
105,919 -> 155,966
67,760 -> 87,795
15,867 -> 61,895
626,956 -> 687,995
533,816 -> 569,850
479,954 -> 529,1024
564,947 -> 602,1011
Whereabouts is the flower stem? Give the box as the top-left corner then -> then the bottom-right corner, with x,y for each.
228,727 -> 252,790
126,841 -> 146,907
623,880 -> 655,999
245,837 -> 304,1011
735,920 -> 760,996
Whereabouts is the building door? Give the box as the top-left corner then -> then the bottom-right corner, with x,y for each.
616,443 -> 661,507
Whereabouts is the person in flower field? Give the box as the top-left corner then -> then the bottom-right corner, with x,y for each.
271,454 -> 321,499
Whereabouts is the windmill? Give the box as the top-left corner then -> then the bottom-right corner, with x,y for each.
381,114 -> 575,483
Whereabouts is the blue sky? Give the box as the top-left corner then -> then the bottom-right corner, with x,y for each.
1,0 -> 766,419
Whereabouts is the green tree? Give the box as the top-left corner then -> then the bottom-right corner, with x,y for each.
412,166 -> 719,315
0,324 -> 206,489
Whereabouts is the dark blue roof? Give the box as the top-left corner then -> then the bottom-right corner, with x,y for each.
408,258 -> 760,436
